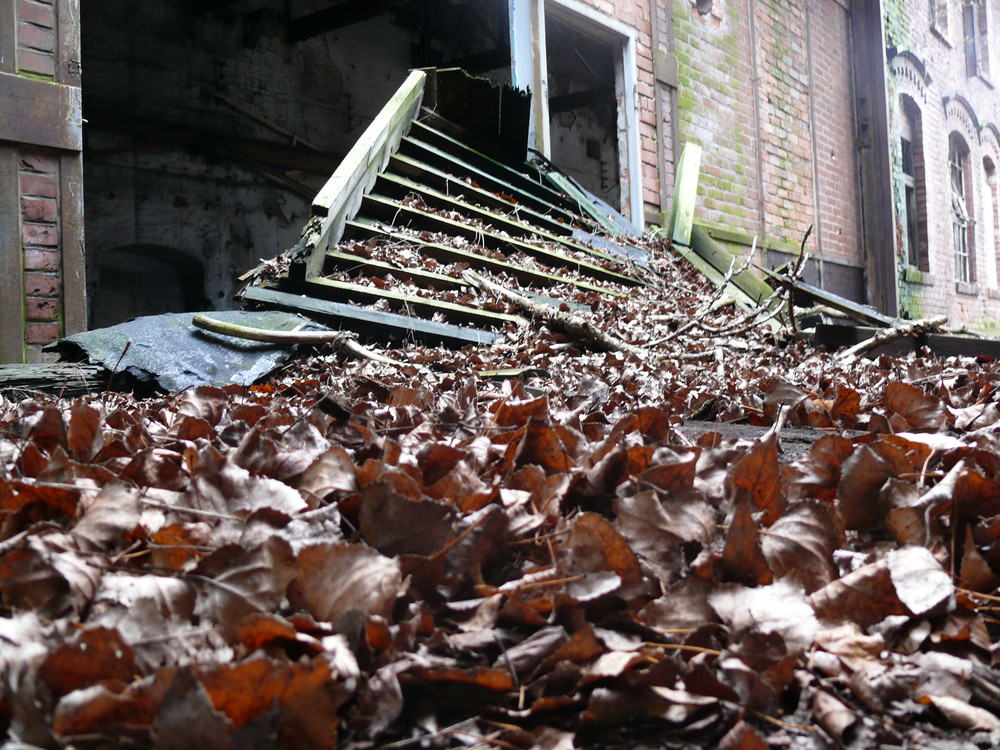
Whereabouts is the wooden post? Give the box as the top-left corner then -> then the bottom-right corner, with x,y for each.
668,142 -> 702,246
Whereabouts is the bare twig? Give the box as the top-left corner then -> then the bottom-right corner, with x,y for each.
835,315 -> 948,364
463,271 -> 645,357
192,313 -> 406,366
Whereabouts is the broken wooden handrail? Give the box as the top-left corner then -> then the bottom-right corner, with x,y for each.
291,69 -> 427,281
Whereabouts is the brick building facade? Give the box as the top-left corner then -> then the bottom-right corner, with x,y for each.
2,0 -> 999,364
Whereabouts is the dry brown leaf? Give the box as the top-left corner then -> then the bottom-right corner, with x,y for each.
290,542 -> 402,628
761,500 -> 842,593
720,500 -> 773,587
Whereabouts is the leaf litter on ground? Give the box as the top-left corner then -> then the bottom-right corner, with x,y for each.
2,238 -> 1000,748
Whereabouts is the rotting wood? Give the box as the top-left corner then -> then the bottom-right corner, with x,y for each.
835,315 -> 948,364
345,219 -> 625,297
0,363 -> 105,397
361,194 -> 642,287
409,121 -> 569,208
242,286 -> 499,346
387,152 -> 572,237
760,267 -> 898,327
463,271 -> 643,356
192,314 -> 405,366
376,172 -> 625,264
399,136 -> 577,223
667,142 -> 702,246
286,276 -> 527,329
291,69 -> 426,281
323,250 -> 461,291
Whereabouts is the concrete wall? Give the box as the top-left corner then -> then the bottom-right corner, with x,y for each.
81,0 -> 423,326
886,0 -> 1000,333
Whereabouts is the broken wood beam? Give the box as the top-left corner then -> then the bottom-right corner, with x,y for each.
0,363 -> 106,396
835,316 -> 948,363
192,314 -> 406,366
463,271 -> 643,356
287,0 -> 411,42
242,285 -> 498,346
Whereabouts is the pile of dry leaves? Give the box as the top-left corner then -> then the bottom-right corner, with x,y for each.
3,245 -> 1000,749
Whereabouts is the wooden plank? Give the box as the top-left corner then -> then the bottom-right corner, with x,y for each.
361,194 -> 643,287
59,152 -> 87,335
285,277 -> 526,328
399,137 -> 577,222
0,363 -> 105,395
849,3 -> 897,316
345,219 -> 625,296
812,325 -> 1000,359
387,152 -> 571,236
0,146 -> 24,363
668,142 -> 702,246
668,240 -> 761,312
409,122 -> 570,209
688,226 -> 776,306
56,0 -> 83,88
376,172 -> 622,265
543,169 -> 625,236
293,70 -> 426,280
242,285 -> 498,346
324,250 -> 461,290
0,73 -> 82,151
760,268 -> 898,327
286,0 -> 410,41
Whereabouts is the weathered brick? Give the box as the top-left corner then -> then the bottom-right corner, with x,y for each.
17,0 -> 54,28
22,223 -> 58,247
16,48 -> 55,76
23,272 -> 59,297
18,21 -> 54,52
22,197 -> 57,223
25,322 -> 59,345
25,297 -> 58,321
23,248 -> 59,271
18,151 -> 58,174
19,173 -> 57,198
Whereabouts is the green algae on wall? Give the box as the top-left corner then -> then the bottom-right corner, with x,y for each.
883,0 -> 910,50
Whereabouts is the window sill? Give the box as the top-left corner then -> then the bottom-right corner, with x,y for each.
931,26 -> 951,47
988,288 -> 1000,300
902,266 -> 935,285
956,281 -> 979,296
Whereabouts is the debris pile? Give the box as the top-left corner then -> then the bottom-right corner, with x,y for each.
2,233 -> 1000,748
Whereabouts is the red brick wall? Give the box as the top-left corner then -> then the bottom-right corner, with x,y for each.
19,152 -> 62,362
808,0 -> 860,266
17,0 -> 56,77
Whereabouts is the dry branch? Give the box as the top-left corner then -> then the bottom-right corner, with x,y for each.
192,313 -> 406,366
835,315 -> 948,363
462,271 -> 645,357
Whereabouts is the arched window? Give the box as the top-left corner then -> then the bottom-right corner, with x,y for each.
900,96 -> 928,270
949,133 -> 976,283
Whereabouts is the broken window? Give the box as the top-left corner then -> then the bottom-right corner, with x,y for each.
545,14 -> 621,209
950,133 -> 975,283
900,96 -> 928,270
932,0 -> 950,39
964,1 -> 991,79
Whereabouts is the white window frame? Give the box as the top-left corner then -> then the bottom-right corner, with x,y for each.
509,0 -> 643,227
